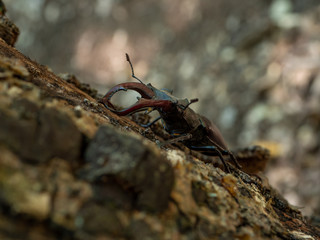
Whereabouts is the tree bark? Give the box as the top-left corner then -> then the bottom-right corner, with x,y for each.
0,4 -> 319,240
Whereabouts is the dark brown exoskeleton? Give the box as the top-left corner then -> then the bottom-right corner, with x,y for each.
100,54 -> 241,172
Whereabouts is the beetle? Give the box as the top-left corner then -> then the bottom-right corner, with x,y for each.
100,54 -> 241,172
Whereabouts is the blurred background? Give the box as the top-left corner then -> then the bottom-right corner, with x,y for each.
5,0 -> 320,217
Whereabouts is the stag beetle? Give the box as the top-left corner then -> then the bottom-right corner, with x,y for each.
100,54 -> 241,172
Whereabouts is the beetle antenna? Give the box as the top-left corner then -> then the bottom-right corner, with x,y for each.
184,98 -> 199,109
126,53 -> 144,84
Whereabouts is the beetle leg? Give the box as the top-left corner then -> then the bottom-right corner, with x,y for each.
229,152 -> 242,169
214,148 -> 231,173
159,133 -> 192,147
188,145 -> 231,172
140,116 -> 162,128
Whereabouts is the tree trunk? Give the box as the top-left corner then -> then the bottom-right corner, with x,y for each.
0,3 -> 319,239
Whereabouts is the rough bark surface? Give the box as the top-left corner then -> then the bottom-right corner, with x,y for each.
0,9 -> 319,240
